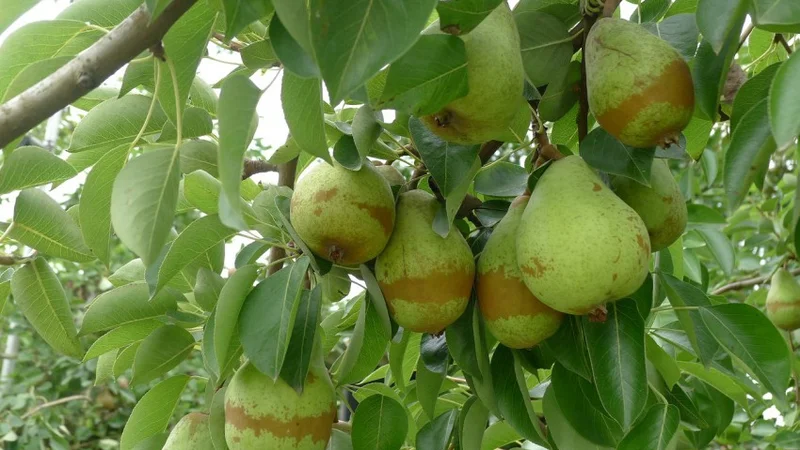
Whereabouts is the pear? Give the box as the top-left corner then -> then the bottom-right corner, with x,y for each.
375,190 -> 475,333
291,161 -> 395,265
478,195 -> 563,348
612,159 -> 687,251
163,413 -> 214,450
585,18 -> 694,148
225,361 -> 336,450
516,156 -> 650,315
421,3 -> 524,145
374,164 -> 406,189
766,269 -> 800,331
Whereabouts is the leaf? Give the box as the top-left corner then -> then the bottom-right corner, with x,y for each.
182,170 -> 261,225
193,268 -> 225,313
417,334 -> 449,419
81,144 -> 128,266
308,0 -> 437,103
723,98 -> 776,209
351,105 -> 383,167
0,0 -> 41,34
770,52 -> 800,150
79,282 -> 180,335
279,286 -> 322,393
335,293 -> 390,385
752,0 -> 800,32
682,116 -> 715,160
351,395 -> 408,450
516,11 -> 573,86
57,0 -> 142,25
732,63 -> 780,132
696,0 -> 749,54
446,299 -> 482,380
281,71 -> 330,163
474,162 -> 528,197
157,107 -> 214,142
0,146 -> 77,194
658,273 -> 719,366
84,320 -> 163,362
584,299 -> 648,431
0,269 -> 12,314
436,0 -> 502,34
239,257 -> 310,379
580,128 -> 655,185
676,361 -> 750,409
156,215 -> 235,294
218,75 -> 263,230
700,303 -> 791,404
241,39 -> 277,70
491,346 -> 546,444
377,34 -> 469,116
538,61 -> 581,122
617,404 -> 680,450
389,331 -> 419,392
131,324 -> 195,386
693,31 -> 742,120
694,229 -> 735,275
273,195 -> 332,274
333,135 -> 362,171
631,0 -> 670,22
209,386 -> 227,449
641,13 -> 699,60
222,0 -> 273,38
11,258 -> 83,358
645,335 -> 681,389
540,314 -> 592,382
458,396 -> 489,450
69,95 -> 167,153
95,350 -> 118,385
543,387 -> 614,450
479,421 -> 521,450
114,342 -> 141,377
119,375 -> 190,450
416,410 -> 458,450
110,147 -> 181,266
268,13 -> 319,78
7,189 -> 91,262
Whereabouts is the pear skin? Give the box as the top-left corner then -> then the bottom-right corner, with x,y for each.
374,164 -> 406,188
478,195 -> 563,349
290,162 -> 395,265
375,190 -> 475,333
766,269 -> 800,331
612,159 -> 687,251
516,156 -> 650,315
586,18 -> 694,148
421,3 -> 524,145
163,413 -> 214,450
225,362 -> 336,450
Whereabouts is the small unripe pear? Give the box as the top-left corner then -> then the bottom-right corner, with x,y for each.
586,18 -> 694,148
291,162 -> 395,265
421,3 -> 524,145
516,156 -> 650,315
766,269 -> 800,331
376,190 -> 475,333
478,195 -> 563,348
163,413 -> 214,450
225,362 -> 336,450
374,164 -> 406,189
612,159 -> 687,251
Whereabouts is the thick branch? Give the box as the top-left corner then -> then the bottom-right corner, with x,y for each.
0,0 -> 198,148
268,158 -> 298,275
242,158 -> 277,179
712,268 -> 800,295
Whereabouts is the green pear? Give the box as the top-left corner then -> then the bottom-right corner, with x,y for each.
766,269 -> 800,331
291,161 -> 395,265
478,195 -> 563,349
163,413 -> 214,450
612,159 -> 687,252
225,360 -> 336,450
376,190 -> 475,332
516,156 -> 650,315
421,3 -> 524,145
374,164 -> 406,189
586,18 -> 694,148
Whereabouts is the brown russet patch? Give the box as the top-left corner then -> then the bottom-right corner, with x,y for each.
520,257 -> 549,278
224,402 -> 335,443
636,234 -> 650,252
511,195 -> 530,207
613,273 -> 618,281
596,59 -> 694,147
477,268 -> 563,322
313,207 -> 322,216
593,182 -> 602,192
662,195 -> 673,204
767,300 -> 800,313
379,266 -> 474,306
314,187 -> 339,202
185,413 -> 207,435
354,202 -> 395,236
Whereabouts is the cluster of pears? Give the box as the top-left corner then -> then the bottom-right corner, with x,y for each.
766,269 -> 800,331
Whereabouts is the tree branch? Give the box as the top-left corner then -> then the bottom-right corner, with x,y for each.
776,34 -> 794,55
21,395 -> 91,419
0,0 -> 198,149
242,158 -> 277,179
711,268 -> 800,295
0,253 -> 36,266
268,158 -> 298,275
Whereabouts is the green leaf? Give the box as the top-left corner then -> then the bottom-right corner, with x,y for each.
539,61 -> 581,122
693,30 -> 742,120
458,396 -> 489,450
114,342 -> 141,377
9,189 -> 93,262
436,0 -> 502,34
157,107 -> 214,142
682,115 -> 714,160
131,324 -> 195,386
273,195 -> 332,274
179,140 -> 218,176
209,386 -> 227,449
241,39 -> 278,69
222,0 -> 273,39
11,258 -> 83,358
770,52 -> 800,150
69,95 -> 167,153
0,269 -> 12,314
416,410 -> 458,450
212,265 -> 257,373
57,0 -> 142,26
696,0 -> 748,54
351,105 -> 382,167
80,282 -> 180,335
279,286 -> 322,393
194,268 -> 225,312
631,0 -> 670,22
479,421 -> 521,450
360,264 -> 393,340
84,320 -> 163,362
268,13 -> 319,78
351,395 -> 408,450
543,387 -> 614,450
732,63 -> 780,132
335,293 -> 390,385
182,170 -> 262,226
217,75 -> 263,230
417,334 -> 448,420
694,228 -> 735,275
580,128 -> 655,186
145,0 -> 172,20
491,346 -> 546,444
445,300 -> 483,380
723,98 -> 776,209
584,300 -> 647,431
0,0 -> 41,34
540,315 -> 592,381
658,273 -> 719,366
281,71 -> 331,163
333,135 -> 362,171
516,11 -> 573,86
377,34 -> 468,116
752,0 -> 800,32
700,303 -> 791,404
641,13 -> 699,60
239,257 -> 310,379
676,361 -> 750,409
119,375 -> 190,450
645,335 -> 681,389
0,146 -> 77,194
95,350 -> 118,385
156,215 -> 235,294
617,404 -> 680,450
111,147 -> 181,266
474,162 -> 528,197
81,144 -> 128,266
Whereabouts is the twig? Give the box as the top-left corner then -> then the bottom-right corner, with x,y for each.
603,0 -> 623,17
0,0 -> 199,149
267,158 -> 298,275
479,141 -> 503,164
776,34 -> 794,55
212,32 -> 245,52
738,22 -> 756,51
712,267 -> 800,295
0,253 -> 37,266
242,159 -> 278,179
21,395 -> 91,419
577,14 -> 597,143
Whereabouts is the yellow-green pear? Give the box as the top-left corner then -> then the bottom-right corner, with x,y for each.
766,269 -> 800,331
225,360 -> 336,450
516,156 -> 650,315
612,159 -> 687,252
421,3 -> 524,145
374,164 -> 406,189
376,190 -> 475,333
291,161 -> 395,265
586,18 -> 694,148
478,195 -> 563,348
163,413 -> 214,450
